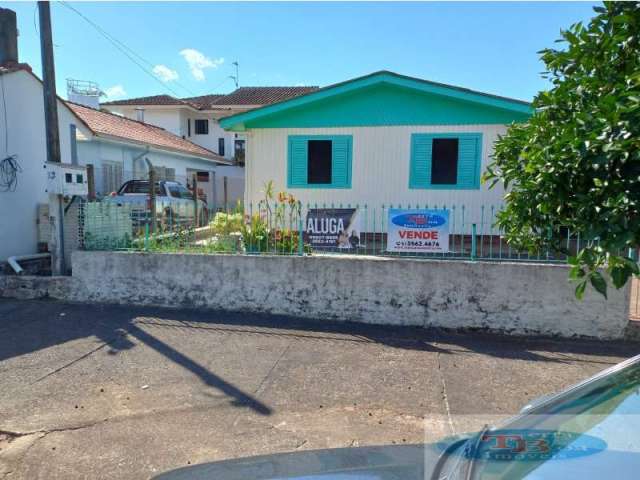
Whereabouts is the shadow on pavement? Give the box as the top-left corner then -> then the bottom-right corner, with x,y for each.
1,299 -> 637,415
125,323 -> 272,415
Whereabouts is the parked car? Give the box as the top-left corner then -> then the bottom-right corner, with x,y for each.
103,180 -> 208,229
155,354 -> 640,479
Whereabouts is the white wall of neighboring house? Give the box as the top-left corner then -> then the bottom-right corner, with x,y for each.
110,106 -> 186,137
213,165 -> 244,210
0,70 -> 89,261
75,139 -> 221,206
108,105 -> 240,162
244,124 -> 509,226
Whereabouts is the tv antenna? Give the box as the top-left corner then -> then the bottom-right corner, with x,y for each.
229,61 -> 239,88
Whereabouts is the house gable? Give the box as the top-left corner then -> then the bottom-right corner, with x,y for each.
220,71 -> 533,131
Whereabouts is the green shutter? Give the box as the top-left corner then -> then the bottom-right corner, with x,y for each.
409,132 -> 481,190
331,135 -> 352,188
287,136 -> 308,187
456,134 -> 481,189
287,135 -> 352,188
409,134 -> 432,188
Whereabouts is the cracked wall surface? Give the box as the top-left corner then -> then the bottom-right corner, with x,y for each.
72,252 -> 630,339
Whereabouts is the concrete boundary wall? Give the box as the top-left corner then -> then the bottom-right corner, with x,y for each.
37,251 -> 629,340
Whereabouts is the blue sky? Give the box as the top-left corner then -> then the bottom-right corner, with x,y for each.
6,1 -> 597,102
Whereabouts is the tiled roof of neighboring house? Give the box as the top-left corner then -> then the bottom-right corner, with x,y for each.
102,94 -> 187,107
212,86 -> 319,106
181,94 -> 225,110
66,102 -> 227,162
102,86 -> 319,110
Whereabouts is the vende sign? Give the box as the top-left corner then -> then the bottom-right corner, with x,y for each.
386,209 -> 450,253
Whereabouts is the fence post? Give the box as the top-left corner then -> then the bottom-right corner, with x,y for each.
298,202 -> 304,256
471,223 -> 477,261
223,176 -> 228,212
192,173 -> 199,229
148,168 -> 156,234
86,164 -> 96,201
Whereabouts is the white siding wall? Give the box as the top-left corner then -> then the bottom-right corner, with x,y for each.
0,71 -> 87,261
245,125 -> 508,224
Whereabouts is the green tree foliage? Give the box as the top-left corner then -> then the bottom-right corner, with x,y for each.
484,2 -> 640,298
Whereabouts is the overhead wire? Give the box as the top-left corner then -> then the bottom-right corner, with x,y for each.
0,73 -> 21,192
58,1 -> 197,98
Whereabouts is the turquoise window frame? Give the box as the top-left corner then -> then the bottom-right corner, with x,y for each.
409,132 -> 482,190
287,135 -> 353,189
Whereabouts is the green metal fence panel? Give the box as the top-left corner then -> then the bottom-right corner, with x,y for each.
78,198 -> 599,264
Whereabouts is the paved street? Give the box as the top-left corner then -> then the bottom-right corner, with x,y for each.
0,299 -> 637,479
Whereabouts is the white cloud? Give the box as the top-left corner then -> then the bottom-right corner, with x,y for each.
152,64 -> 179,83
104,85 -> 126,99
179,48 -> 224,81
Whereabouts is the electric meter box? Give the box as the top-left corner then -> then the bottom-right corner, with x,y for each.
44,162 -> 89,196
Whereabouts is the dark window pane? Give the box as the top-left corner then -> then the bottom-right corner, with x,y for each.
120,181 -> 161,195
168,185 -> 193,199
218,138 -> 225,156
431,138 -> 458,185
234,139 -> 245,165
307,140 -> 332,184
195,119 -> 209,135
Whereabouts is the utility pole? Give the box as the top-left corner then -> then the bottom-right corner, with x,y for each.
38,1 -> 65,274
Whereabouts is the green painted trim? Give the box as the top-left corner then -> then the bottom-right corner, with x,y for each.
409,132 -> 482,190
220,71 -> 533,131
238,85 -> 529,129
287,135 -> 352,189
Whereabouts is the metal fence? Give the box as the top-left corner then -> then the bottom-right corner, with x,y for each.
78,197 -> 589,264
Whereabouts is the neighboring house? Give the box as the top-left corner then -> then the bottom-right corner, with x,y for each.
219,71 -> 533,227
102,86 -> 318,209
0,63 -> 90,262
0,62 -> 228,263
101,86 -> 318,164
66,102 -> 229,202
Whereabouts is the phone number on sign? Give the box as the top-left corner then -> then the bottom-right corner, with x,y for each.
393,241 -> 442,248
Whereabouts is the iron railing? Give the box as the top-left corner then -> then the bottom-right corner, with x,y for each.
78,198 -> 593,264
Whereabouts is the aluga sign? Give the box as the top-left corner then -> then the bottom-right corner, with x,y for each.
386,209 -> 450,253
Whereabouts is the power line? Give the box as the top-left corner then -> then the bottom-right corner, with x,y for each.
58,2 -> 196,97
208,76 -> 232,93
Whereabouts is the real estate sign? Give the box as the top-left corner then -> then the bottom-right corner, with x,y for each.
387,209 -> 449,253
305,208 -> 360,249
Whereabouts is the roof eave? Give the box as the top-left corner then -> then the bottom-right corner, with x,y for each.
103,103 -> 201,113
93,132 -> 231,165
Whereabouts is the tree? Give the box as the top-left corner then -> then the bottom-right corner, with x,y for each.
484,2 -> 640,298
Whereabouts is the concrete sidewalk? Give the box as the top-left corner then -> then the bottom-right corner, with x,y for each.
0,299 -> 637,479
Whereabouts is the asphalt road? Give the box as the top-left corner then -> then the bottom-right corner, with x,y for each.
0,299 -> 637,479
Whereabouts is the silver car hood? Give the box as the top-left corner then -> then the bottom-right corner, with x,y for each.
153,444 -> 447,480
